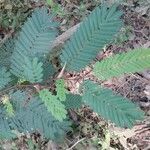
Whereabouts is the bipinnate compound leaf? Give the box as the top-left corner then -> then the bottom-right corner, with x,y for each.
11,7 -> 58,81
93,48 -> 150,80
56,79 -> 67,101
64,94 -> 82,109
0,90 -> 71,140
39,89 -> 67,121
82,80 -> 144,128
61,4 -> 123,71
0,67 -> 11,90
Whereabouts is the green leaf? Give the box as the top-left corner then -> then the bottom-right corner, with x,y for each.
0,38 -> 15,68
2,95 -> 14,117
60,4 -> 122,71
47,0 -> 54,6
56,79 -> 67,101
93,48 -> 150,80
0,90 -> 71,140
64,94 -> 82,109
0,106 -> 16,140
0,118 -> 16,140
14,7 -> 58,58
23,57 -> 43,83
42,59 -> 56,81
11,7 -> 59,79
11,56 -> 43,83
0,67 -> 11,90
39,89 -> 67,121
82,80 -> 144,128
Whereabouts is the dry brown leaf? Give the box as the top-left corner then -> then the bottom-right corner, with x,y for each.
110,125 -> 147,149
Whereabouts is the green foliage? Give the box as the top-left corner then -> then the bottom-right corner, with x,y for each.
11,7 -> 58,81
46,0 -> 53,6
42,60 -> 56,81
82,80 -> 144,128
19,6 -> 58,57
0,7 -> 68,140
60,4 -> 122,71
0,4 -> 148,142
0,67 -> 11,90
64,94 -> 82,109
27,139 -> 36,150
0,114 -> 16,140
0,102 -> 17,139
11,55 -> 44,83
46,0 -> 65,16
56,79 -> 67,101
0,38 -> 15,68
0,90 -> 71,140
22,57 -> 43,83
93,48 -> 150,80
2,95 -> 14,117
113,26 -> 132,45
39,89 -> 67,122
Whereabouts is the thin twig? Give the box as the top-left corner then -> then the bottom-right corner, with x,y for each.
66,137 -> 86,150
57,63 -> 66,79
0,84 -> 35,96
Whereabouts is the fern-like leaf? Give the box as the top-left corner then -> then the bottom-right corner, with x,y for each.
60,4 -> 122,71
0,67 -> 11,90
13,7 -> 58,58
0,90 -> 71,140
10,96 -> 70,140
56,79 -> 67,101
23,57 -> 43,83
93,48 -> 150,80
11,7 -> 58,80
39,89 -> 67,121
82,80 -> 144,128
42,59 -> 56,81
0,38 -> 15,68
11,56 -> 43,83
64,94 -> 82,109
0,117 -> 16,140
0,100 -> 16,139
2,95 -> 14,117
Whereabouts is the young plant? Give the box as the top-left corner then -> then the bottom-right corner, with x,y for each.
0,4 -> 149,141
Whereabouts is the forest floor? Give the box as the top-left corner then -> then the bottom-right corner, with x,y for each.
0,0 -> 150,150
